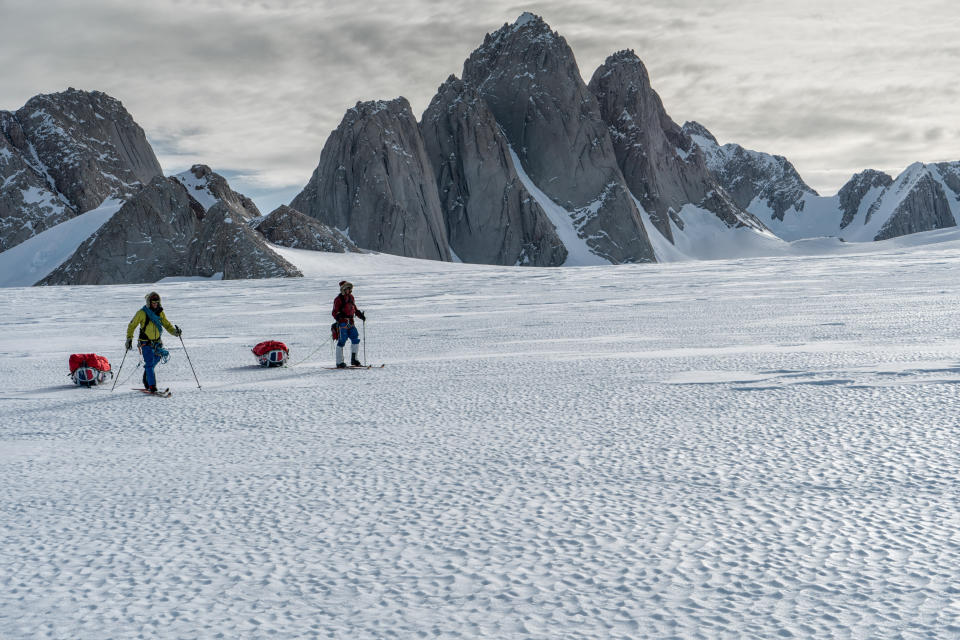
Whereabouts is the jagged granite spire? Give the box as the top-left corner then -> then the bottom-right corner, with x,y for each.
589,50 -> 767,240
421,75 -> 567,266
291,98 -> 450,261
461,14 -> 655,263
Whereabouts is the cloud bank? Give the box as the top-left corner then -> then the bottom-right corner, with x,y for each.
2,0 -> 957,211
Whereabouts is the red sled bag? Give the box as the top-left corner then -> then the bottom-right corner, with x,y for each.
68,353 -> 113,387
252,340 -> 289,367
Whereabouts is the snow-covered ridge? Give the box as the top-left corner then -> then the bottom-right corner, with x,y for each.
686,126 -> 816,202
684,121 -> 960,243
0,198 -> 123,286
172,167 -> 219,212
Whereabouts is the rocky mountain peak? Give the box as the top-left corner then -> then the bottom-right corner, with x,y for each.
424,76 -> 483,121
589,52 -> 765,240
0,87 -> 163,252
503,12 -> 556,41
290,95 -> 450,261
16,88 -> 162,204
513,12 -> 543,29
460,14 -> 655,263
872,170 -> 955,241
935,161 -> 960,195
590,49 -> 678,147
346,97 -> 410,124
838,169 -> 893,229
465,13 -> 574,98
421,73 -> 568,266
171,164 -> 261,221
40,175 -> 301,285
682,121 -> 718,146
683,120 -> 817,222
597,50 -> 651,82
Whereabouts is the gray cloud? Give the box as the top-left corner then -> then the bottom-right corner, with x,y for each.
1,0 -> 957,208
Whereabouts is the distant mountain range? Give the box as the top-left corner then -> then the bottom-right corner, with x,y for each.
2,12 -> 958,285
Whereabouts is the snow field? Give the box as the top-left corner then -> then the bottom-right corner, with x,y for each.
2,246 -> 960,638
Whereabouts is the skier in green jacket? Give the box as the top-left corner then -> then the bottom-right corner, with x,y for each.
125,291 -> 180,393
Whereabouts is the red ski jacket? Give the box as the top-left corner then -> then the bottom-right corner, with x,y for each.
332,293 -> 360,326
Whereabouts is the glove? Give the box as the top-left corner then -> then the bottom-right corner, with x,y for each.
356,310 -> 366,321
174,325 -> 182,337
125,338 -> 132,351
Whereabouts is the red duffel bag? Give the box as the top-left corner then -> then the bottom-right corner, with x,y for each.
252,341 -> 289,367
69,353 -> 112,386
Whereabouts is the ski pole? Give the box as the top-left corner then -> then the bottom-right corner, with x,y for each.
362,319 -> 366,366
111,346 -> 129,392
119,360 -> 143,387
176,326 -> 202,389
290,338 -> 327,367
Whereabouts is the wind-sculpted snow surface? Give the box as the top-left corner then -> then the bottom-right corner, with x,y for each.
2,244 -> 960,638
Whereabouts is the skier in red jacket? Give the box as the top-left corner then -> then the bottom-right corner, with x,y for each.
332,280 -> 366,368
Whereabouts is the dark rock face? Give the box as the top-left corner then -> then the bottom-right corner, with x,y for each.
461,13 -> 655,263
684,120 -> 816,222
0,88 -> 163,251
421,76 -> 567,266
589,51 -> 766,240
40,177 -> 300,285
874,172 -> 956,241
256,205 -> 358,253
0,112 -> 75,251
681,121 -> 716,145
13,88 -> 161,212
40,177 -> 199,285
290,98 -> 450,261
838,170 -> 893,229
172,164 -> 261,221
935,162 -> 960,196
191,201 -> 302,280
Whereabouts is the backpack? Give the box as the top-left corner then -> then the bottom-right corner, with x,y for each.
252,340 -> 289,367
69,353 -> 113,387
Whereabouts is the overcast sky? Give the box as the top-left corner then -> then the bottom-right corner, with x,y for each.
2,0 -> 958,213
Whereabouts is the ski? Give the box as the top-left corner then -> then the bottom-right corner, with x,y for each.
134,387 -> 172,397
323,364 -> 385,370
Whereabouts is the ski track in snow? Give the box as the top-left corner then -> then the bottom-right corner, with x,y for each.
3,248 -> 960,638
